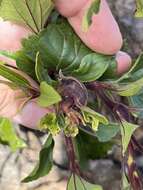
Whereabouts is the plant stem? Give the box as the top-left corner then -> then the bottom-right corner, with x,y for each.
64,136 -> 83,177
65,136 -> 77,172
86,80 -> 143,190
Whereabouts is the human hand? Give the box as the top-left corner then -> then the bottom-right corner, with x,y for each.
0,19 -> 54,129
0,4 -> 131,129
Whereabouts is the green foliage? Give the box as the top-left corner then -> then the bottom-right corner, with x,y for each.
15,34 -> 41,80
38,113 -> 61,135
0,3 -> 143,189
118,77 -> 143,97
0,63 -> 31,89
120,120 -> 138,155
0,50 -> 17,60
37,81 -> 62,107
20,34 -> 41,62
95,123 -> 120,142
67,174 -> 103,190
122,174 -> 131,190
0,0 -> 54,33
74,122 -> 119,168
135,0 -> 143,17
38,21 -> 91,71
64,117 -> 79,137
0,117 -> 26,151
116,53 -> 143,83
82,106 -> 108,131
16,51 -> 36,80
37,21 -> 116,82
82,0 -> 101,32
75,129 -> 113,168
22,134 -> 54,182
35,52 -> 55,85
128,89 -> 143,119
72,53 -> 110,82
14,21 -> 116,83
116,54 -> 143,96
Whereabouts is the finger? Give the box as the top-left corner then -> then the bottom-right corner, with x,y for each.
54,0 -> 88,17
0,20 -> 52,130
0,19 -> 30,51
0,82 -> 28,118
0,19 -> 31,66
55,0 -> 123,55
116,51 -> 132,75
0,75 -> 52,129
13,100 -> 54,129
0,77 -> 53,129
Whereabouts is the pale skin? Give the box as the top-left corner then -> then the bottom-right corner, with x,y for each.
0,0 -> 131,129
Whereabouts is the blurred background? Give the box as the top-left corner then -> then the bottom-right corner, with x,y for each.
0,0 -> 143,190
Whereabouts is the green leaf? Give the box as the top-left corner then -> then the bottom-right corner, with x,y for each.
15,20 -> 115,82
127,53 -> 143,75
0,117 -> 26,151
75,129 -> 113,168
67,174 -> 103,190
0,50 -> 17,60
22,134 -> 54,182
95,123 -> 120,142
135,0 -> 143,17
116,53 -> 143,83
16,51 -> 36,80
35,52 -> 55,85
122,173 -> 131,190
37,81 -> 61,107
120,120 -> 138,155
82,107 -> 109,125
38,113 -> 61,135
38,22 -> 91,70
0,64 -> 31,88
16,33 -> 44,80
128,89 -> 143,119
72,53 -> 110,82
38,21 -> 115,82
0,0 -> 54,33
15,34 -> 41,80
82,107 -> 108,131
82,0 -> 101,32
20,34 -> 41,62
101,58 -> 117,79
117,77 -> 143,96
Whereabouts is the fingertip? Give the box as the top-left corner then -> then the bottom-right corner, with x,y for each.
68,0 -> 123,55
116,51 -> 132,75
